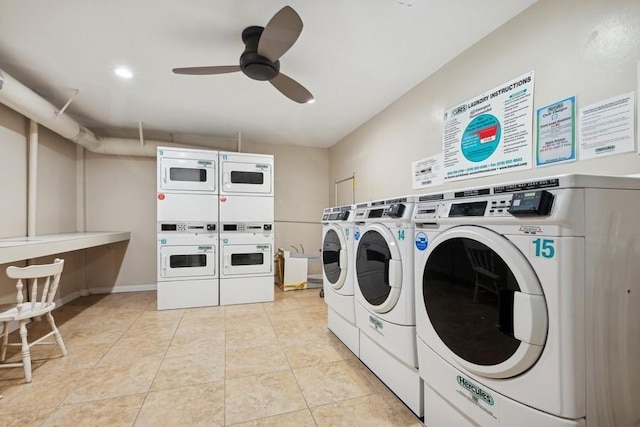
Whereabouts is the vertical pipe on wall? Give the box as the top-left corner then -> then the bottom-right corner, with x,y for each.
76,144 -> 85,232
27,120 -> 38,237
76,144 -> 89,296
237,131 -> 242,153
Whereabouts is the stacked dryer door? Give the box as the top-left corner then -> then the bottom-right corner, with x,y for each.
353,196 -> 423,417
156,147 -> 219,310
218,151 -> 275,305
321,205 -> 358,356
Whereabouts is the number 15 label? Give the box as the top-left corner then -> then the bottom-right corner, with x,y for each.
532,238 -> 556,259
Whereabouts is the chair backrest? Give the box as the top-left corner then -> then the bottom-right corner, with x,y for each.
5,258 -> 64,313
463,240 -> 495,274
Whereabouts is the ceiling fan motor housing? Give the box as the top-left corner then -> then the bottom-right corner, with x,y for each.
240,26 -> 280,81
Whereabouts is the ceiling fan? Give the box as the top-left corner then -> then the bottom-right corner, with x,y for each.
172,6 -> 314,104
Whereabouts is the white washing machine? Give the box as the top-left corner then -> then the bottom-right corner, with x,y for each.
219,151 -> 274,197
353,196 -> 423,416
413,174 -> 640,427
219,222 -> 275,305
157,221 -> 218,310
321,205 -> 358,357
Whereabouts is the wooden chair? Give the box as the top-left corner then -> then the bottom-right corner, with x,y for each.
0,258 -> 67,382
463,241 -> 502,303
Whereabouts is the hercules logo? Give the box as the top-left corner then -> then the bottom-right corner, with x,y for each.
457,375 -> 494,406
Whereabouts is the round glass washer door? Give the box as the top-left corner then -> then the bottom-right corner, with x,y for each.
356,223 -> 402,314
421,225 -> 548,379
322,224 -> 348,290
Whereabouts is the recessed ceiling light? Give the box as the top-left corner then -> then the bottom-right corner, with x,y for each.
114,67 -> 133,79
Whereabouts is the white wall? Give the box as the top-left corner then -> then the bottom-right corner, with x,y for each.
330,0 -> 640,204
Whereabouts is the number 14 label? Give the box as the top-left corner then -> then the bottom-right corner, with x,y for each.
532,238 -> 556,259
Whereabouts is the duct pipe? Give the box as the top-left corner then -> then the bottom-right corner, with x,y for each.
0,69 -> 203,157
27,120 -> 38,237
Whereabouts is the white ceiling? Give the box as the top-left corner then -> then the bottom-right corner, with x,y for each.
0,0 -> 537,148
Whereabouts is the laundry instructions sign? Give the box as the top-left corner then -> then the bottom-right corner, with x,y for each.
442,71 -> 534,182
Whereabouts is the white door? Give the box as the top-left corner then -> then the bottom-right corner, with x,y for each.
322,224 -> 348,290
159,157 -> 217,192
222,243 -> 273,276
159,244 -> 216,279
355,223 -> 402,314
221,161 -> 272,195
418,226 -> 548,378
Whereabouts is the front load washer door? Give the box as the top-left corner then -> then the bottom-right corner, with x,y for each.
322,224 -> 348,290
420,226 -> 548,379
356,223 -> 402,314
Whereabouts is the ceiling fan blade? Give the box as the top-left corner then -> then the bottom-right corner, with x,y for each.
257,6 -> 303,62
270,73 -> 314,104
172,65 -> 241,75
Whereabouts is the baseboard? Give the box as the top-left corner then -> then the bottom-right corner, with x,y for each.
87,283 -> 157,294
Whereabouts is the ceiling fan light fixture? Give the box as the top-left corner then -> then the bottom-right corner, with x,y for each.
114,67 -> 133,79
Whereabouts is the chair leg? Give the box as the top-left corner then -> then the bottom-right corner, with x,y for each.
0,321 -> 8,361
46,313 -> 67,357
19,320 -> 32,383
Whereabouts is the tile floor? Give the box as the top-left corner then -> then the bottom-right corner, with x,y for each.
0,286 -> 423,426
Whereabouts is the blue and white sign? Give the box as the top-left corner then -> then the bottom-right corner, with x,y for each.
442,71 -> 534,182
415,232 -> 428,251
354,228 -> 361,241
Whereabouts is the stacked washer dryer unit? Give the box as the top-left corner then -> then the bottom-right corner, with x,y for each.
413,174 -> 640,427
353,196 -> 423,416
321,204 -> 358,356
218,151 -> 275,305
156,147 -> 219,310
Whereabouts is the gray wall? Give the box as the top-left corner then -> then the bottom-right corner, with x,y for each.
330,0 -> 640,204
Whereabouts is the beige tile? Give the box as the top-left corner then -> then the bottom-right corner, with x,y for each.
0,408 -> 55,427
165,330 -> 225,358
225,303 -> 267,320
229,409 -> 317,427
262,297 -> 302,315
181,305 -> 226,320
381,388 -> 424,425
29,342 -> 112,373
151,351 -> 225,390
118,315 -> 181,340
293,359 -> 378,407
58,322 -> 125,347
225,370 -> 307,425
273,318 -> 327,341
289,288 -> 323,299
96,336 -> 171,367
135,381 -> 225,427
175,315 -> 225,336
0,369 -> 85,412
226,324 -> 278,350
226,344 -> 289,379
42,394 -> 145,427
281,331 -> 350,368
311,394 -> 413,427
62,357 -> 162,405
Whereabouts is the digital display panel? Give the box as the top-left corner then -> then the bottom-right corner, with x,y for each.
449,201 -> 487,217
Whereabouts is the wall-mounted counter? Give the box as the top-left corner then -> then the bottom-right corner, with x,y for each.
0,232 -> 131,265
